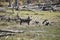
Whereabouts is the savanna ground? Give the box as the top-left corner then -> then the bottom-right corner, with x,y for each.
0,9 -> 60,40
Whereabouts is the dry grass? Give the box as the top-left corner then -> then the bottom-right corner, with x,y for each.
0,10 -> 60,40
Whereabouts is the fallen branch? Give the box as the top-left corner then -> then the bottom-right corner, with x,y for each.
0,33 -> 15,37
0,29 -> 24,33
0,29 -> 24,37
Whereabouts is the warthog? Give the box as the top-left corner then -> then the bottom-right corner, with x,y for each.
42,19 -> 49,26
42,19 -> 48,24
5,13 -> 20,22
5,17 -> 18,22
20,16 -> 32,25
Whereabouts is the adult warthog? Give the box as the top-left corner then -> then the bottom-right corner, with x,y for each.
20,16 -> 32,25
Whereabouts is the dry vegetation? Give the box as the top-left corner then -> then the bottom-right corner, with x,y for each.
0,10 -> 60,40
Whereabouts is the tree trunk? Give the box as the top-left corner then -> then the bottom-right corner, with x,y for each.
8,0 -> 12,7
